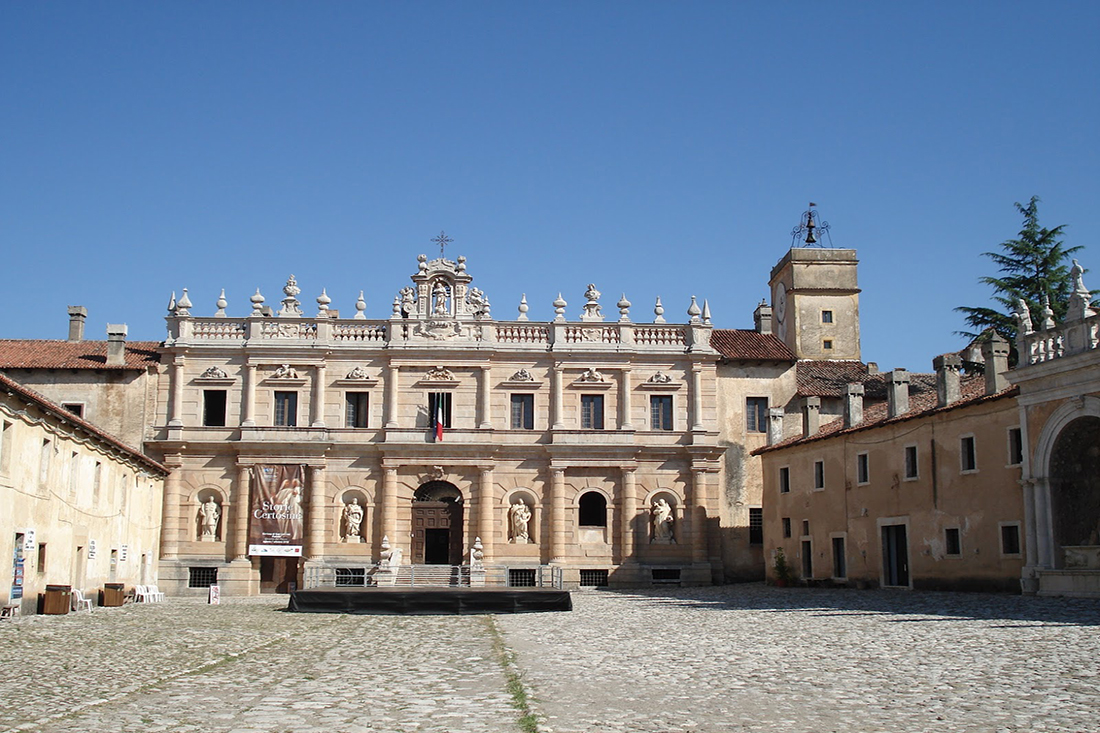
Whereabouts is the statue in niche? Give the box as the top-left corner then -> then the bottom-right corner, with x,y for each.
200,497 -> 220,541
651,498 -> 674,543
509,499 -> 532,544
343,498 -> 364,543
400,286 -> 416,317
432,281 -> 449,315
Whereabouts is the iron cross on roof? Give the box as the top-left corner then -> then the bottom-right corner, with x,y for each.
431,230 -> 454,258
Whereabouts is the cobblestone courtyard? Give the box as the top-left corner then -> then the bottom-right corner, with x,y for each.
1,586 -> 1097,733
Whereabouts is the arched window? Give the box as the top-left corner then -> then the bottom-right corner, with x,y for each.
578,491 -> 607,527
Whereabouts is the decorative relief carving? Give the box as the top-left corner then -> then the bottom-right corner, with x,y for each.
345,365 -> 370,380
428,465 -> 446,481
414,319 -> 465,340
577,368 -> 606,383
647,371 -> 673,384
510,369 -> 535,382
199,366 -> 229,379
424,366 -> 456,382
272,364 -> 300,379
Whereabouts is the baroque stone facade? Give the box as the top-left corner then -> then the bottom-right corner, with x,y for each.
150,254 -> 726,594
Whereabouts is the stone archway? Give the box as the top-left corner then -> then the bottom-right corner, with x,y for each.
412,481 -> 464,564
1049,416 -> 1100,567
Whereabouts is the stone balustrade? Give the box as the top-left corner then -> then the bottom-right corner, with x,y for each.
1018,312 -> 1100,366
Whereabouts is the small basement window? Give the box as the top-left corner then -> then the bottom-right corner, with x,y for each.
188,567 -> 218,588
579,569 -> 609,587
651,568 -> 681,584
335,568 -> 367,587
509,569 -> 537,587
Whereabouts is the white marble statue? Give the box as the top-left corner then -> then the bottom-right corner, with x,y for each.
200,497 -> 220,541
651,498 -> 674,543
343,498 -> 364,543
432,281 -> 449,315
509,499 -> 532,544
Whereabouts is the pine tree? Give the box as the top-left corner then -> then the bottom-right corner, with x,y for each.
956,196 -> 1080,343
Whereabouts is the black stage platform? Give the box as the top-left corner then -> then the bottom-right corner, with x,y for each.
288,587 -> 572,615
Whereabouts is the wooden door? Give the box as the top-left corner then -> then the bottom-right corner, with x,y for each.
413,502 -> 464,564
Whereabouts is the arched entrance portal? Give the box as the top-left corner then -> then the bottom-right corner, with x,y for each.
1050,416 -> 1100,566
412,481 -> 464,565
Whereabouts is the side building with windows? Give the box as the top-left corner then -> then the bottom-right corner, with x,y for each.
753,340 -> 1025,591
149,253 -> 725,594
0,371 -> 168,614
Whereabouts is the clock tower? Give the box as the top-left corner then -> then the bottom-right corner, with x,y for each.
769,246 -> 861,361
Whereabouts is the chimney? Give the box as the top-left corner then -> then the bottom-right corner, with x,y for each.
981,332 -> 1010,394
844,382 -> 864,427
106,324 -> 128,366
887,369 -> 909,418
933,353 -> 962,407
767,407 -> 784,445
68,306 -> 88,342
801,396 -> 820,438
753,300 -> 773,335
866,362 -> 879,375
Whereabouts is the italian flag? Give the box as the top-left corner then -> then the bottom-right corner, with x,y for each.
435,400 -> 444,442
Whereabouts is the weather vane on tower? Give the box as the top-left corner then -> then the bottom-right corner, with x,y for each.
431,230 -> 454,258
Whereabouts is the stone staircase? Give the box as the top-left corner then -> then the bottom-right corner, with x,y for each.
393,565 -> 466,587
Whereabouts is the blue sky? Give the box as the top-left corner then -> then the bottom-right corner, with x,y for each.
2,3 -> 1097,372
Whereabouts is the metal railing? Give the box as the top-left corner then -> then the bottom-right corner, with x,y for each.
304,564 -> 564,589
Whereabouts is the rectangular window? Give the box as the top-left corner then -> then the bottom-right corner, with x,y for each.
0,421 -> 11,473
428,392 -> 453,429
69,452 -> 79,498
779,466 -> 790,493
39,439 -> 52,491
961,435 -> 977,472
335,568 -> 367,587
650,395 -> 673,431
510,568 -> 538,587
823,339 -> 834,350
62,403 -> 84,418
188,567 -> 219,588
345,392 -> 369,428
581,394 -> 604,430
37,543 -> 47,574
1001,524 -> 1022,556
801,540 -> 813,578
510,394 -> 534,430
813,460 -> 825,490
578,569 -> 609,587
782,517 -> 791,538
1008,427 -> 1023,466
651,568 -> 681,584
832,537 -> 846,578
93,462 -> 102,503
801,519 -> 810,536
748,508 -> 763,545
203,390 -> 227,427
904,445 -> 919,479
945,527 -> 961,556
746,397 -> 768,433
822,310 -> 834,324
274,391 -> 298,427
856,453 -> 869,485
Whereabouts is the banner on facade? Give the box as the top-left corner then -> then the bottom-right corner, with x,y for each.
248,465 -> 305,557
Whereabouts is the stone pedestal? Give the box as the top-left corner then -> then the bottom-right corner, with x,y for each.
468,568 -> 486,587
374,567 -> 397,587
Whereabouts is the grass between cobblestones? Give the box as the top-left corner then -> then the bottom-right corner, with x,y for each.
485,615 -> 540,733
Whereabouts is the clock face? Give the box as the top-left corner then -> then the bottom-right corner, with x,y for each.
774,283 -> 787,322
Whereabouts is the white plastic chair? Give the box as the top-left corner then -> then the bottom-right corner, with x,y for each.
133,585 -> 151,603
149,585 -> 165,602
71,589 -> 93,612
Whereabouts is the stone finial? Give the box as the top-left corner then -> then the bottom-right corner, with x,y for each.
173,288 -> 192,316
470,536 -> 484,571
456,255 -> 467,273
767,407 -> 784,446
354,291 -> 367,319
67,305 -> 88,342
653,296 -> 666,324
517,294 -> 529,321
801,396 -> 821,438
932,354 -> 962,407
687,296 -> 702,324
553,293 -> 567,321
753,300 -> 773,335
417,254 -> 428,272
279,275 -> 303,317
212,289 -> 228,317
581,284 -> 603,322
844,382 -> 864,427
167,292 -> 177,314
617,294 -> 631,322
981,332 -> 1010,394
391,295 -> 402,318
887,369 -> 910,417
250,288 -> 265,316
106,324 -> 128,366
702,299 -> 712,325
1066,259 -> 1097,322
1039,295 -> 1056,331
316,289 -> 331,315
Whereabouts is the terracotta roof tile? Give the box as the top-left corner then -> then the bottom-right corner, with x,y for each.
795,361 -> 937,400
0,370 -> 168,474
0,340 -> 161,370
754,375 -> 1018,454
711,330 -> 796,362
